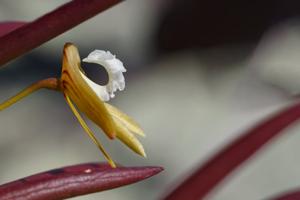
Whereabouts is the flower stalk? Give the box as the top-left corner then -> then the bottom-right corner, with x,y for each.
0,78 -> 60,111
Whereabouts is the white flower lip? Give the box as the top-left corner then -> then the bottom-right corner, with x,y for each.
80,50 -> 126,101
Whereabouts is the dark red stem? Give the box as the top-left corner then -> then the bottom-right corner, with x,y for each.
0,0 -> 122,67
0,163 -> 163,200
163,102 -> 300,200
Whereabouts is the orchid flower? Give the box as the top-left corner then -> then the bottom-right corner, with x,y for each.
0,43 -> 146,168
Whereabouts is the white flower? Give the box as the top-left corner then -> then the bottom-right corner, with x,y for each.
80,50 -> 126,101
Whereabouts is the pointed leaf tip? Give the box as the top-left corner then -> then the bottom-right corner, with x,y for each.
0,162 -> 163,200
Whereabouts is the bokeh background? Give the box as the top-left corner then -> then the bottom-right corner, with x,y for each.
1,1 -> 300,199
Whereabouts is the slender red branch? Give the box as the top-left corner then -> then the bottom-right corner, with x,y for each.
0,0 -> 122,67
0,163 -> 163,200
163,101 -> 300,200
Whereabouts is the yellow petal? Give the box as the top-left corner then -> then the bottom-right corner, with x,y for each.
61,43 -> 116,139
105,103 -> 145,137
114,118 -> 146,157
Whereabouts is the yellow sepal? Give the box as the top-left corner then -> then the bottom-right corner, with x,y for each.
114,117 -> 146,157
105,103 -> 145,137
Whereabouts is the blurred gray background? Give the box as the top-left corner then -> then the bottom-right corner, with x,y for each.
2,1 -> 300,199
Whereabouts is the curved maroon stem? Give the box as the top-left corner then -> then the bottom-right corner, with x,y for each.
0,163 -> 163,200
163,102 -> 300,200
0,0 -> 122,67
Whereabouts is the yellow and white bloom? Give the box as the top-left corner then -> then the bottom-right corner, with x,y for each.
61,43 -> 145,167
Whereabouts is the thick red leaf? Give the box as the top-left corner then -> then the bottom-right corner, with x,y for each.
0,22 -> 26,37
163,102 -> 300,200
0,163 -> 163,200
0,0 -> 122,66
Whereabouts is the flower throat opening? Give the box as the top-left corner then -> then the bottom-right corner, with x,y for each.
81,62 -> 109,86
